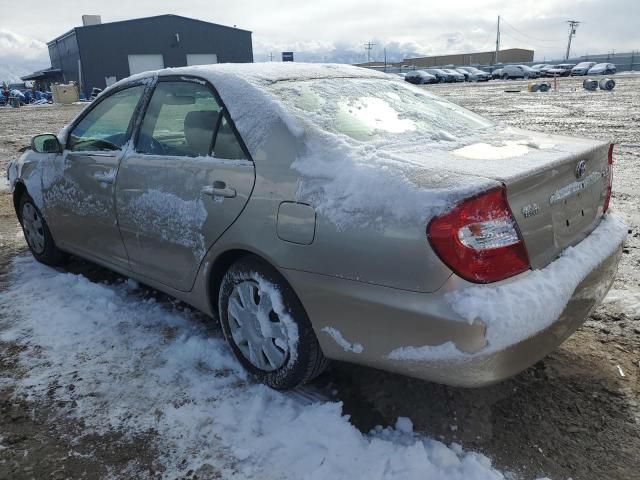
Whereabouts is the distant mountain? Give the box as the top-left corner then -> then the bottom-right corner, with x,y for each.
0,63 -> 34,84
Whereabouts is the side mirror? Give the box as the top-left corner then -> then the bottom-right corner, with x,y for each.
31,134 -> 62,154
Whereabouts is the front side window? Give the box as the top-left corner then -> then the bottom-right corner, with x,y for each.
137,81 -> 221,157
68,85 -> 145,152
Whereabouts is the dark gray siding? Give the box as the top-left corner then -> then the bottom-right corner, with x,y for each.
74,15 -> 253,96
48,31 -> 81,85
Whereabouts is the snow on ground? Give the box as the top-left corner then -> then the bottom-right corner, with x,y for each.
0,256 -> 510,480
604,287 -> 640,317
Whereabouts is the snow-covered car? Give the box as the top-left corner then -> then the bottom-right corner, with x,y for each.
457,66 -> 491,82
6,64 -> 626,390
442,69 -> 465,82
571,62 -> 597,76
404,70 -> 437,84
422,68 -> 451,83
453,68 -> 471,81
531,64 -> 552,73
545,64 -> 575,77
588,63 -> 617,75
501,65 -> 539,80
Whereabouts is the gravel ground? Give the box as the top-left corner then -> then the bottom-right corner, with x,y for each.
0,76 -> 639,480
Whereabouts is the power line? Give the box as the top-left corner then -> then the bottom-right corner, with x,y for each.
499,17 -> 565,44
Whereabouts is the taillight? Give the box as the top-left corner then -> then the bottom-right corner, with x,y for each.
603,143 -> 614,214
427,186 -> 530,283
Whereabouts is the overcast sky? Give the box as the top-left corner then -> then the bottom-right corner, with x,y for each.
1,0 -> 638,79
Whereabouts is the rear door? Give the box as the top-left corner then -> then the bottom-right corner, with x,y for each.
115,77 -> 255,291
44,83 -> 148,267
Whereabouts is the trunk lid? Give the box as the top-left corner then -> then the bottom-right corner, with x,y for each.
446,130 -> 610,269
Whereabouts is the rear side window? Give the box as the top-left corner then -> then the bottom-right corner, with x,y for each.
68,85 -> 145,152
214,116 -> 246,159
137,81 -> 221,157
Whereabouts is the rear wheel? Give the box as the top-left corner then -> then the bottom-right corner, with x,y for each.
18,193 -> 65,266
218,256 -> 328,390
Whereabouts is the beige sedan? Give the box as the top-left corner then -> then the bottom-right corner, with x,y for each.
7,64 -> 626,389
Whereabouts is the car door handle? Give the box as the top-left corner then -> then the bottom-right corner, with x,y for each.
202,181 -> 236,198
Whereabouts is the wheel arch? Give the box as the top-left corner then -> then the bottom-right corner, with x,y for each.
12,181 -> 28,220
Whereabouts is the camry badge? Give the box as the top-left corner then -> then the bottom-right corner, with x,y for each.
575,160 -> 587,179
522,203 -> 540,218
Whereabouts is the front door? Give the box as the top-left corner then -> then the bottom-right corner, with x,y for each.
43,84 -> 147,267
116,78 -> 255,291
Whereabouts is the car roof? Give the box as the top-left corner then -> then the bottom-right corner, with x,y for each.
102,63 -> 394,159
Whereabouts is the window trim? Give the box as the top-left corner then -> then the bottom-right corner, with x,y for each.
131,75 -> 253,162
64,79 -> 152,151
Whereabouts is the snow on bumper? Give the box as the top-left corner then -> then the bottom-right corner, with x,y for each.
387,213 -> 627,384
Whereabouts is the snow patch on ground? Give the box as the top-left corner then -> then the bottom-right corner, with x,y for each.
604,287 -> 640,317
390,214 -> 627,362
322,327 -> 364,354
0,256 -> 510,479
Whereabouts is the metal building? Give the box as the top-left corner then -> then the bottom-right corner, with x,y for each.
23,14 -> 253,97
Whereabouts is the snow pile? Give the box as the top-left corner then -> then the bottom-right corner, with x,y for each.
0,257 -> 509,479
390,214 -> 627,361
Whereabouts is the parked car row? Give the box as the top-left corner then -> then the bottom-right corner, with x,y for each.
402,61 -> 617,85
531,62 -> 617,76
402,66 -> 491,84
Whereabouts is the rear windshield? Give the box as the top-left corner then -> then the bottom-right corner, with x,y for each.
267,78 -> 493,142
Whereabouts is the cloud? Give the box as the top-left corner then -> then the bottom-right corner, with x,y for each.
0,29 -> 49,82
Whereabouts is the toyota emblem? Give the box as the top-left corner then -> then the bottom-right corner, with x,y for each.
575,160 -> 587,179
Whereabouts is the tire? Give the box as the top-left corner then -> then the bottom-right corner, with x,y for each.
218,255 -> 329,390
502,73 -> 510,80
18,193 -> 65,266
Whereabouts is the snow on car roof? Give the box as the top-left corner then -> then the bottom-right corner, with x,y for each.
103,63 -> 392,158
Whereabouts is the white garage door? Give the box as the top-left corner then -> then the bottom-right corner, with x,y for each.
128,54 -> 165,75
186,53 -> 218,66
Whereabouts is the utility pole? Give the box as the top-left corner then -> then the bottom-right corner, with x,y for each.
384,48 -> 387,72
495,15 -> 501,64
364,42 -> 376,66
565,20 -> 580,60
269,52 -> 274,62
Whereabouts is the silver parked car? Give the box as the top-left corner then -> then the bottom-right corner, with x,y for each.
7,64 -> 625,390
457,66 -> 491,82
501,65 -> 539,80
588,63 -> 617,75
571,62 -> 597,76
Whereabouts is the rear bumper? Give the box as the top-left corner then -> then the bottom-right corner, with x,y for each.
283,216 -> 625,387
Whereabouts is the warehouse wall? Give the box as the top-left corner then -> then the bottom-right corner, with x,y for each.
48,32 -> 81,85
403,48 -> 534,67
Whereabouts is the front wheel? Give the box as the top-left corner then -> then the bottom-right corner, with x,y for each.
18,194 -> 65,266
218,256 -> 328,390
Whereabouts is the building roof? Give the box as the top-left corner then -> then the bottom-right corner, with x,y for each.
47,14 -> 251,45
20,68 -> 63,81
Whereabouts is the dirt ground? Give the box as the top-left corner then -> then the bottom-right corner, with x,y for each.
1,76 -> 639,480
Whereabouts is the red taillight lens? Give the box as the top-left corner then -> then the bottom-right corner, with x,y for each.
427,186 -> 530,283
603,143 -> 614,214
